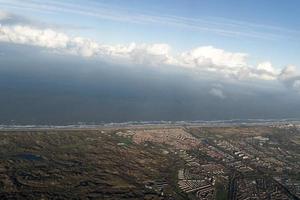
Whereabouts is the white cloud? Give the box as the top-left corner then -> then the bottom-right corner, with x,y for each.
209,88 -> 226,99
0,24 -> 176,65
0,25 -> 69,48
0,24 -> 298,83
127,43 -> 175,65
257,62 -> 279,75
279,65 -> 299,80
179,46 -> 248,70
177,48 -> 285,81
178,46 -> 253,79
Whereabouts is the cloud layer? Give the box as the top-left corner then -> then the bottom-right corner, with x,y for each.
1,23 -> 297,84
0,7 -> 299,90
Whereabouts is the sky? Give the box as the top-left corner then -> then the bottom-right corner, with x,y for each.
0,0 -> 300,124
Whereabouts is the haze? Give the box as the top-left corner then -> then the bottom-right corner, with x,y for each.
0,0 -> 300,125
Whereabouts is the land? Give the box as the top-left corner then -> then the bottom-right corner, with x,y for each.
0,123 -> 299,199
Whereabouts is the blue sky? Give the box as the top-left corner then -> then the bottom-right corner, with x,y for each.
0,0 -> 299,68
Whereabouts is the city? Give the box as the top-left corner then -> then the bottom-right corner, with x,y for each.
0,123 -> 299,199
